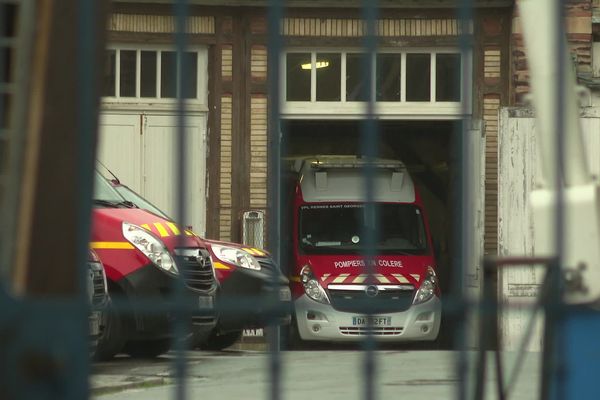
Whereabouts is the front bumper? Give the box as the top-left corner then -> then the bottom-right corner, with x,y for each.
217,267 -> 291,331
294,294 -> 441,342
115,262 -> 218,341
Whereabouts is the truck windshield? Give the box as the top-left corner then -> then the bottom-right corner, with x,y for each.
299,203 -> 429,255
93,172 -> 127,205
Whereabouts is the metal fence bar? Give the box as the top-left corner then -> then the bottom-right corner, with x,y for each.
267,1 -> 284,400
456,0 -> 473,399
540,1 -> 567,399
174,1 -> 191,399
359,1 -> 379,400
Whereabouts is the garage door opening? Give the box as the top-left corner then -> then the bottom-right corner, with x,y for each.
281,119 -> 476,348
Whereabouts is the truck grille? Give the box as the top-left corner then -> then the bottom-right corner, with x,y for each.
257,257 -> 276,271
174,248 -> 216,292
327,285 -> 415,314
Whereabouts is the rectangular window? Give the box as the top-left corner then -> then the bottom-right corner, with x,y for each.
436,53 -> 461,102
161,51 -> 177,99
102,50 -> 116,97
140,51 -> 157,98
376,54 -> 401,101
119,50 -> 136,97
346,53 -> 368,102
286,53 -> 311,101
316,53 -> 341,101
406,54 -> 431,102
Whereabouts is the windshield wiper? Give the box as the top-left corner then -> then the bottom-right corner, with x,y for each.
93,199 -> 137,208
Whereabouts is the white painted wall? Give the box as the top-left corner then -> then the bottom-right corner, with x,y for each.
498,107 -> 600,351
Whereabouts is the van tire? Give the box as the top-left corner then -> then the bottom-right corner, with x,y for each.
94,301 -> 126,361
123,339 -> 171,358
201,330 -> 242,351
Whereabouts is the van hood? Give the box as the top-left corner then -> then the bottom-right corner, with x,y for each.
92,208 -> 204,249
297,254 -> 435,287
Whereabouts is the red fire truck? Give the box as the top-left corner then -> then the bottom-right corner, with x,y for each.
91,172 -> 217,359
285,156 -> 441,344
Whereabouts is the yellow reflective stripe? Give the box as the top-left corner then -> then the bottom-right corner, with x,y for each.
353,274 -> 368,284
290,276 -> 301,283
410,274 -> 421,282
392,273 -> 409,284
243,248 -> 258,256
332,274 -> 349,284
166,222 -> 181,235
141,224 -> 151,231
212,261 -> 231,270
184,230 -> 193,236
252,248 -> 266,256
154,222 -> 169,237
375,274 -> 391,284
90,241 -> 134,250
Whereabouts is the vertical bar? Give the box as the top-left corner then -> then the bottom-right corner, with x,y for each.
267,1 -> 283,400
541,1 -> 566,399
173,1 -> 189,400
360,1 -> 378,400
136,49 -> 141,98
456,0 -> 473,399
116,49 -> 121,98
75,0 -> 96,396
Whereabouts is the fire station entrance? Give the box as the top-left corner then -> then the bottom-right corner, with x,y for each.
281,119 -> 485,348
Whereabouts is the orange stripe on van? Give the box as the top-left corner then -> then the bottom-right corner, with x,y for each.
90,241 -> 134,250
212,261 -> 231,270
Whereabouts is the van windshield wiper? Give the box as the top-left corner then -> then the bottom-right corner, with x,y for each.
93,199 -> 137,208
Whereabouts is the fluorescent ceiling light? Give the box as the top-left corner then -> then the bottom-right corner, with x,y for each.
301,61 -> 330,70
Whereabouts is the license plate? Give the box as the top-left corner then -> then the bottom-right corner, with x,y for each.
352,316 -> 391,326
198,296 -> 213,309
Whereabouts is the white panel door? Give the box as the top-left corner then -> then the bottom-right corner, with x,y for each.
97,113 -> 143,191
98,112 -> 207,236
143,114 -> 207,236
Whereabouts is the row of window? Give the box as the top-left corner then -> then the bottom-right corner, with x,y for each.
286,51 -> 462,103
101,47 -> 462,105
103,49 -> 200,99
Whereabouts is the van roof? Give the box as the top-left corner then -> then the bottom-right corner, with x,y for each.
295,155 -> 416,203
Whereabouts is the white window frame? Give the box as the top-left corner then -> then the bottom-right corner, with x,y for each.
281,48 -> 472,119
102,44 -> 208,112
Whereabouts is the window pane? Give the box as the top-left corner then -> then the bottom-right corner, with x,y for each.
119,50 -> 136,97
376,54 -> 401,101
436,53 -> 461,102
102,50 -> 116,97
286,53 -> 311,101
182,52 -> 198,99
316,53 -> 340,101
406,53 -> 430,102
346,53 -> 368,102
140,51 -> 156,98
161,51 -> 177,98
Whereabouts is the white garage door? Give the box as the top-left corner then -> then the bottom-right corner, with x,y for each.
98,112 -> 207,236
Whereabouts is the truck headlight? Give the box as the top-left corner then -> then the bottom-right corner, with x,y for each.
413,266 -> 438,305
300,265 -> 329,304
122,222 -> 178,275
211,244 -> 261,271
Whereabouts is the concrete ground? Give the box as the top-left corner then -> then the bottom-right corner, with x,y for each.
92,349 -> 541,399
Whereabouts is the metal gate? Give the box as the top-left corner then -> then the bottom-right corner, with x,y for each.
1,0 -> 594,399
